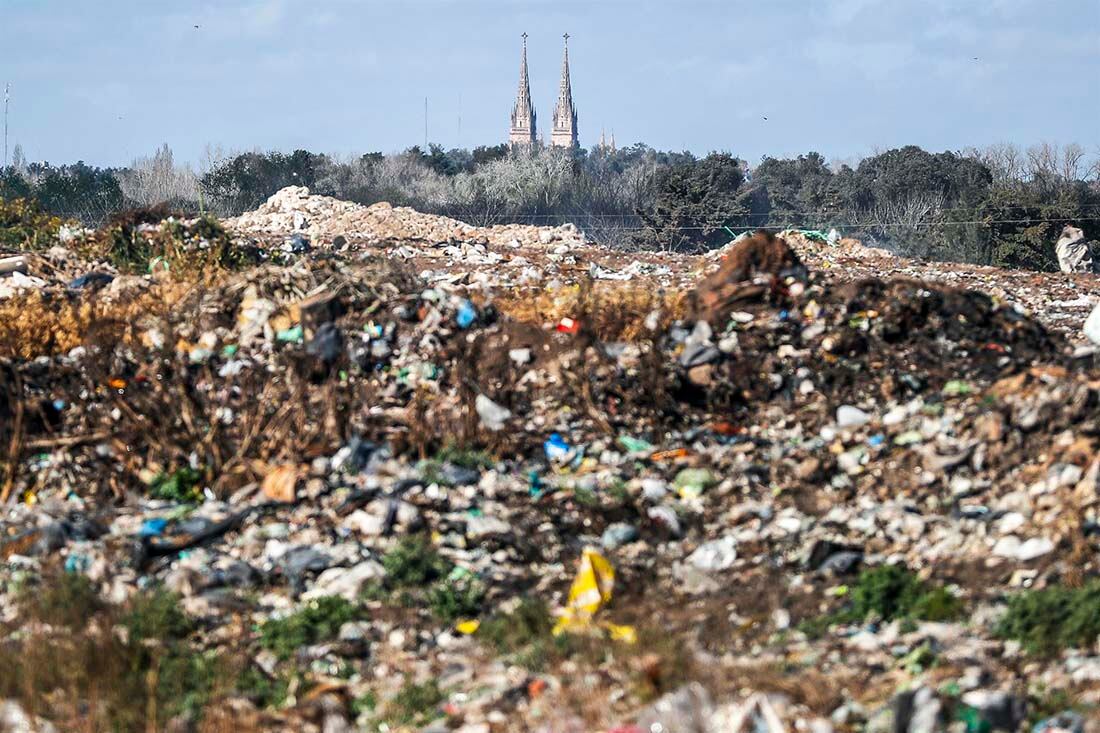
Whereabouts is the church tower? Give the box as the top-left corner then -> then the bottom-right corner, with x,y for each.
509,33 -> 537,148
550,34 -> 578,148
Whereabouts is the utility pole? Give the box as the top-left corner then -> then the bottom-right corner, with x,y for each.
3,83 -> 9,169
424,97 -> 428,150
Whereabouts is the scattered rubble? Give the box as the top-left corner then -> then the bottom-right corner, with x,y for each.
227,185 -> 588,249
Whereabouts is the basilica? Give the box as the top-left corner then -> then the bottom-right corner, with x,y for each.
509,34 -> 578,149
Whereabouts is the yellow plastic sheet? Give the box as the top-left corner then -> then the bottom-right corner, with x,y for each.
455,619 -> 481,635
553,548 -> 635,643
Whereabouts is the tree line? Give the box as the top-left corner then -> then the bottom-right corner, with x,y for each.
2,141 -> 1098,271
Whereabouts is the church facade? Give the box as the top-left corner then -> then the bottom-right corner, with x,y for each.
509,34 -> 578,149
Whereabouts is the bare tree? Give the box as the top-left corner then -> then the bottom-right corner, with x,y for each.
970,143 -> 1025,185
116,143 -> 199,208
1060,143 -> 1086,181
871,190 -> 947,231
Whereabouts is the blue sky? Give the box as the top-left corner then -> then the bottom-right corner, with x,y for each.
3,0 -> 1098,167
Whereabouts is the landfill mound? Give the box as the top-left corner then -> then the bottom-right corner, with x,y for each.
3,206 -> 1100,732
227,185 -> 588,248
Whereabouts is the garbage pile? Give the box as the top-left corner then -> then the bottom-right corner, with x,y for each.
2,206 -> 1100,731
227,186 -> 588,249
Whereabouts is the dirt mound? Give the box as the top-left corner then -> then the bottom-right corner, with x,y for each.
226,185 -> 588,249
691,230 -> 808,325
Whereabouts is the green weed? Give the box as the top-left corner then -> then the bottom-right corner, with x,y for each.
381,678 -> 445,727
381,536 -> 452,587
149,467 -> 203,503
259,596 -> 362,660
427,570 -> 486,622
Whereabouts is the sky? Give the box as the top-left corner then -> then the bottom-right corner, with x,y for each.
2,0 -> 1098,168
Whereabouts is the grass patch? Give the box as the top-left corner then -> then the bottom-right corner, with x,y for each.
379,678 -> 445,728
350,689 -> 378,718
435,443 -> 493,470
995,582 -> 1100,656
418,444 -> 492,486
799,565 -> 963,636
0,583 -> 230,730
494,280 -> 687,342
478,598 -> 555,654
258,595 -> 362,660
0,281 -> 193,359
19,572 -> 103,629
477,598 -> 573,672
845,565 -> 963,623
374,537 -> 488,622
237,665 -> 294,709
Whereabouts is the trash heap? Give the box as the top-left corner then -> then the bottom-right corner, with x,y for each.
227,186 -> 588,249
1,210 -> 1100,732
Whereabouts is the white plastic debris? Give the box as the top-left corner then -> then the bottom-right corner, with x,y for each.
475,394 -> 512,431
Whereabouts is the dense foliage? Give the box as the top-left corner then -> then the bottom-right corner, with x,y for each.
2,140 -> 1097,269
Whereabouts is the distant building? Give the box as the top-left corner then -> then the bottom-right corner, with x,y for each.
549,34 -> 578,148
508,33 -> 579,149
595,129 -> 616,153
509,33 -> 537,149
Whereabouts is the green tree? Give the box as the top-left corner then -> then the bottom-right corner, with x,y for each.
636,153 -> 764,251
753,152 -> 836,227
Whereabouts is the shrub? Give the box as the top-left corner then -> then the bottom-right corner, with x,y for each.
77,207 -> 256,276
799,565 -> 964,637
427,571 -> 486,622
844,564 -> 963,623
381,536 -> 452,587
995,582 -> 1100,655
259,596 -> 362,659
0,197 -> 63,250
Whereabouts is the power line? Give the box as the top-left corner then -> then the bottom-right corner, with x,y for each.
433,205 -> 1100,220
431,213 -> 1100,229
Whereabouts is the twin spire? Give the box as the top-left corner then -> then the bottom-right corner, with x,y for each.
509,33 -> 577,149
509,33 -> 537,147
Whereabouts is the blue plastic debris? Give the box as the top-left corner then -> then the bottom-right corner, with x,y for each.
544,433 -> 571,462
528,471 -> 545,498
867,434 -> 886,447
139,518 -> 168,537
1033,712 -> 1084,733
68,272 -> 114,290
456,300 -> 477,329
